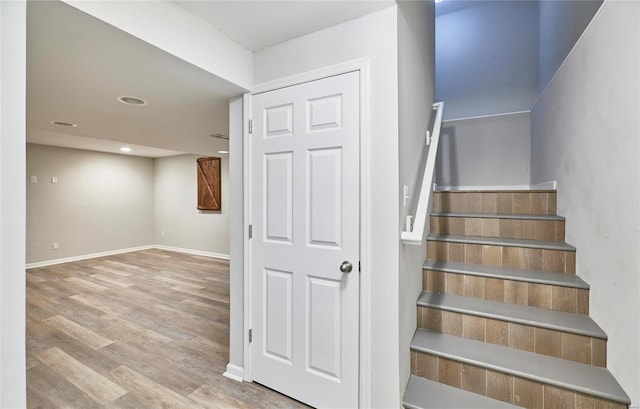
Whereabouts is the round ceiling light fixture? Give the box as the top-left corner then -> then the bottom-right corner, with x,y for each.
117,96 -> 147,106
50,120 -> 77,127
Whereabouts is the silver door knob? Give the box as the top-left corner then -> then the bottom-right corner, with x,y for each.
340,261 -> 353,273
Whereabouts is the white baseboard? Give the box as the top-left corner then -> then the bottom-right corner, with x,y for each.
26,245 -> 229,269
153,245 -> 229,261
436,180 -> 556,192
222,363 -> 244,382
26,245 -> 156,269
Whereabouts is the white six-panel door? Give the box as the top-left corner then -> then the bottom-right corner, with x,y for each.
250,71 -> 360,408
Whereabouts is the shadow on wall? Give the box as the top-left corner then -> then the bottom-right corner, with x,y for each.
436,125 -> 459,186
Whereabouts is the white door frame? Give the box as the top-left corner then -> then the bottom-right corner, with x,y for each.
242,58 -> 372,407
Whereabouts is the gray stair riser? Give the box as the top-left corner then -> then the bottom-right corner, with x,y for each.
417,305 -> 605,367
433,191 -> 557,216
427,241 -> 576,274
410,350 -> 626,409
423,270 -> 589,314
431,216 -> 565,242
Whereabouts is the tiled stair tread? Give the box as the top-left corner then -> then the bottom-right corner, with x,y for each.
427,234 -> 576,251
411,329 -> 631,405
418,291 -> 606,339
403,375 -> 522,409
431,211 -> 565,221
423,260 -> 589,289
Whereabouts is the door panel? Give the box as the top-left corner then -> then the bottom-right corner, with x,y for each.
250,71 -> 360,408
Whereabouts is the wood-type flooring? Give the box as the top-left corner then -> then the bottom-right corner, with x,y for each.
26,249 -> 310,408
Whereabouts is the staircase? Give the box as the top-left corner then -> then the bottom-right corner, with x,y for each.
403,190 -> 630,409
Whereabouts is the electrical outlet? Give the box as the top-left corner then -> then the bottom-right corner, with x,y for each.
161,230 -> 165,237
51,176 -> 58,184
52,242 -> 59,250
30,176 -> 37,184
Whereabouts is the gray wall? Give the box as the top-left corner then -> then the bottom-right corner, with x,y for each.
26,144 -> 154,263
435,1 -> 539,120
538,0 -> 603,92
397,0 -> 435,396
531,1 -> 639,404
154,154 -> 229,257
436,112 -> 531,187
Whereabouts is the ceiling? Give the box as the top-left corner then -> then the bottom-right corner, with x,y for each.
175,1 -> 395,52
26,0 -> 396,158
436,0 -> 491,17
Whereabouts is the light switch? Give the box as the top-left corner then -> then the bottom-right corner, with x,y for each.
30,176 -> 37,184
51,176 -> 58,184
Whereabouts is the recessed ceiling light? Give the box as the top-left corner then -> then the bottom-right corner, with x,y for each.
435,0 -> 444,3
118,96 -> 147,106
50,120 -> 77,127
120,147 -> 132,152
218,150 -> 229,154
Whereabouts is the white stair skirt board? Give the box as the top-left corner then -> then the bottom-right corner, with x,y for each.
435,180 -> 557,191
26,245 -> 229,269
223,363 -> 244,382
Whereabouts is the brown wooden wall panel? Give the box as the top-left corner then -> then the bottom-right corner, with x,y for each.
197,157 -> 221,211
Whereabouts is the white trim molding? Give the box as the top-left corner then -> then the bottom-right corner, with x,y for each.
442,110 -> 530,125
436,180 -> 557,192
26,245 -> 229,269
153,245 -> 229,260
246,57 -> 373,407
223,363 -> 244,382
25,245 -> 155,269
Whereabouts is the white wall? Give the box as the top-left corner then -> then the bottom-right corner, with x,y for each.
530,1 -> 639,405
437,112 -> 531,187
227,96 -> 244,376
26,144 -> 155,264
0,1 -> 27,407
538,0 -> 603,93
253,7 -> 400,407
397,0 -> 435,398
436,1 -> 539,120
154,154 -> 229,257
62,0 -> 253,90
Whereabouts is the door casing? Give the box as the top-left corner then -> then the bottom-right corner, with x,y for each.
242,58 -> 372,407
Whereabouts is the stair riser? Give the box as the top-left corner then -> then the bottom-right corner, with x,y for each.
423,270 -> 589,314
431,216 -> 565,242
427,241 -> 576,274
433,192 -> 557,215
417,306 -> 605,367
410,351 -> 624,409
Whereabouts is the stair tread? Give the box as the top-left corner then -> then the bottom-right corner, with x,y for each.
423,260 -> 589,289
427,234 -> 576,251
431,211 -> 564,221
418,291 -> 605,338
403,375 -> 522,409
411,329 -> 630,404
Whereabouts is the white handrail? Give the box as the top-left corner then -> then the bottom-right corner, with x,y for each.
401,101 -> 444,245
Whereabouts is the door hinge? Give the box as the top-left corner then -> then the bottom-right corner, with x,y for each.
249,329 -> 253,343
248,224 -> 253,239
248,119 -> 253,134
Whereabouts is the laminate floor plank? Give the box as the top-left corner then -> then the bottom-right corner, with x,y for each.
36,347 -> 128,405
44,315 -> 113,350
27,249 -> 308,408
